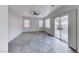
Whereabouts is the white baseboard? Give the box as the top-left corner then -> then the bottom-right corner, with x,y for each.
0,51 -> 8,53
8,32 -> 22,42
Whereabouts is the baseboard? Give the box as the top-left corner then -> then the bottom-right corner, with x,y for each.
8,32 -> 22,42
23,31 -> 44,33
68,46 -> 77,53
0,51 -> 8,53
43,31 -> 53,36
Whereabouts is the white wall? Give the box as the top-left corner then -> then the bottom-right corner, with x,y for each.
23,17 -> 44,32
43,16 -> 55,36
8,7 -> 23,42
0,5 -> 8,52
43,5 -> 79,52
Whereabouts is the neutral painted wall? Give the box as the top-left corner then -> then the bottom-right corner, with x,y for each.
43,5 -> 79,52
0,5 -> 8,52
43,16 -> 55,36
8,7 -> 23,42
23,17 -> 44,32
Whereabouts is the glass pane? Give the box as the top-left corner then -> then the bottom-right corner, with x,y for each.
55,17 -> 61,39
61,15 -> 68,43
24,20 -> 30,28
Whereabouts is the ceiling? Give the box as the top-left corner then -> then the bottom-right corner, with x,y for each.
9,5 -> 62,18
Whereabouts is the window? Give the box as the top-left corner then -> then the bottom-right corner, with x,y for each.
45,18 -> 50,28
39,20 -> 43,27
24,20 -> 30,28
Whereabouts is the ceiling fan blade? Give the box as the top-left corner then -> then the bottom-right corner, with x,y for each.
33,11 -> 40,16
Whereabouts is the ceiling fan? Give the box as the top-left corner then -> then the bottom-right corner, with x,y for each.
33,11 -> 40,16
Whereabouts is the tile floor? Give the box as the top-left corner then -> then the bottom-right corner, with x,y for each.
8,32 -> 75,53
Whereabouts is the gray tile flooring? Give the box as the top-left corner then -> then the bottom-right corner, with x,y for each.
8,32 -> 75,53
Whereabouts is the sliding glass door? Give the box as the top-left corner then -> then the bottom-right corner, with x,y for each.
55,15 -> 68,44
55,17 -> 61,39
61,15 -> 68,43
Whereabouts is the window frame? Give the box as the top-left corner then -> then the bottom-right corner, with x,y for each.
24,20 -> 30,28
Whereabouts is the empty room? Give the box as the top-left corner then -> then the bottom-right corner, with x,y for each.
8,5 -> 79,53
0,5 -> 79,53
